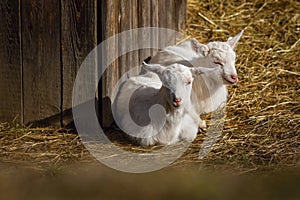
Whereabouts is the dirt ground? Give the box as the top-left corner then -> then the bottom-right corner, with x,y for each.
0,0 -> 299,199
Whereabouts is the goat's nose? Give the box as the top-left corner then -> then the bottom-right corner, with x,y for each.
231,75 -> 238,82
174,98 -> 182,103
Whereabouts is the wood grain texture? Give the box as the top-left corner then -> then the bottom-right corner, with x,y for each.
166,0 -> 176,45
157,0 -> 168,48
175,0 -> 187,33
0,0 -> 22,122
21,0 -> 61,125
117,0 -> 127,84
166,0 -> 176,30
131,0 -> 140,73
99,0 -> 187,127
0,0 -> 187,127
61,0 -> 97,126
125,0 -> 140,76
150,0 -> 159,55
116,0 -> 138,94
99,0 -> 119,127
100,0 -> 119,99
138,0 -> 151,63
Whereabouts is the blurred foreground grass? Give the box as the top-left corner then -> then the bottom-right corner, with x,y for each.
1,162 -> 300,200
1,0 -> 300,199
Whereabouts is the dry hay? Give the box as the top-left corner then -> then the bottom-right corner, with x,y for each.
1,0 -> 300,173
183,0 -> 300,172
0,123 -> 93,170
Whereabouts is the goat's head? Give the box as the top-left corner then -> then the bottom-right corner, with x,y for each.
142,62 -> 194,109
142,62 -> 216,109
192,30 -> 244,85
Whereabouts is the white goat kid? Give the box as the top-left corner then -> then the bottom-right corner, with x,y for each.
148,30 -> 244,128
112,62 -> 213,146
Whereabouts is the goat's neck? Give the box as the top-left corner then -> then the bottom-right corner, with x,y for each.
196,70 -> 225,95
190,56 -> 211,67
190,56 -> 226,96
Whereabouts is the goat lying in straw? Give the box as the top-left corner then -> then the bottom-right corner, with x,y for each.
144,30 -> 244,129
113,61 -> 215,146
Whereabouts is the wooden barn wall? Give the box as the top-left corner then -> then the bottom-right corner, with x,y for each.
0,0 -> 22,123
0,0 -> 186,127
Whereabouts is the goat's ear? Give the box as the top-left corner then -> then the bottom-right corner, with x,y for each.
142,62 -> 164,75
226,30 -> 244,50
191,38 -> 209,57
143,56 -> 151,64
190,67 -> 216,76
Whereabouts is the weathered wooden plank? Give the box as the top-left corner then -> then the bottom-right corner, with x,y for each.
21,0 -> 61,125
100,0 -> 119,127
157,0 -> 168,47
138,0 -> 151,63
174,0 -> 187,44
169,1 -> 177,29
175,0 -> 187,33
120,0 -> 141,84
61,0 -> 97,126
131,0 -> 140,72
124,0 -> 134,75
101,1 -> 119,99
167,0 -> 176,30
117,0 -> 140,77
150,0 -> 159,55
0,1 -> 22,123
158,0 -> 178,45
118,0 -> 130,78
89,0 -> 187,127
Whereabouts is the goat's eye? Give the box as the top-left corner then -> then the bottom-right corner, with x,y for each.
214,61 -> 224,67
186,81 -> 191,85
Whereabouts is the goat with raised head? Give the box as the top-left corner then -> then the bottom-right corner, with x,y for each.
146,31 -> 244,128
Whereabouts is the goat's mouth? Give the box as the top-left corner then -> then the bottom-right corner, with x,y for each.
224,77 -> 238,85
172,102 -> 181,108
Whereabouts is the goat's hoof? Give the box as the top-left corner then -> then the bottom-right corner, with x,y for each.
198,127 -> 207,132
198,120 -> 207,132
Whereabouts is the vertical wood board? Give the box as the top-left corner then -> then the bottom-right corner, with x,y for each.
61,0 -> 97,126
21,0 -> 61,125
0,0 -> 22,123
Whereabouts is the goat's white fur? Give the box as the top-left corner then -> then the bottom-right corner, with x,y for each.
147,31 -> 244,128
113,62 -> 214,146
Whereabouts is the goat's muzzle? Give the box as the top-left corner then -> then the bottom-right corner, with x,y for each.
172,98 -> 182,108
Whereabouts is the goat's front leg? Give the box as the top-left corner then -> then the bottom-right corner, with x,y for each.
187,108 -> 206,131
178,109 -> 199,141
